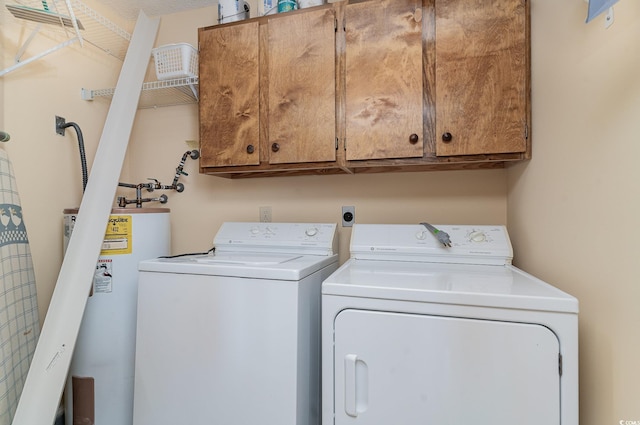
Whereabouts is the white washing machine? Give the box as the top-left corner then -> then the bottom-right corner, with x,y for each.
322,224 -> 578,425
133,222 -> 339,425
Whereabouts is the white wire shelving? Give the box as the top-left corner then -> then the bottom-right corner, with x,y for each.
1,0 -> 132,76
82,76 -> 199,109
3,0 -> 199,108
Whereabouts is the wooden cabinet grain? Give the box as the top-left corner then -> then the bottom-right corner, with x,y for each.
267,8 -> 336,165
434,0 -> 528,157
344,0 -> 423,161
199,22 -> 260,167
199,7 -> 340,176
198,0 -> 530,178
199,22 -> 260,168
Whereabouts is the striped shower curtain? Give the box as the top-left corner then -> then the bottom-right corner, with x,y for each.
0,147 -> 40,425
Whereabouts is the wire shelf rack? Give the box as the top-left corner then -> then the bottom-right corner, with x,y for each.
66,0 -> 132,60
82,76 -> 200,109
13,0 -> 131,57
2,0 -> 132,76
4,1 -> 198,108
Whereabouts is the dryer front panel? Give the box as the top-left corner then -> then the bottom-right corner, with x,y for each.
333,309 -> 560,425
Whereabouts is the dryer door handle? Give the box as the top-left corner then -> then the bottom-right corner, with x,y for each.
344,354 -> 368,417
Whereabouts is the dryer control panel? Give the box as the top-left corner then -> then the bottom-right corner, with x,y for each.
350,224 -> 513,265
214,222 -> 338,256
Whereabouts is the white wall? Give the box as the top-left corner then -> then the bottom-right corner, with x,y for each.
12,0 -> 637,423
1,2 -> 507,332
1,9 -> 115,321
129,8 -> 509,262
508,0 -> 640,423
10,2 -> 638,424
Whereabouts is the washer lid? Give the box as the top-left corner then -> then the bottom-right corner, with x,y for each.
139,253 -> 338,281
322,260 -> 578,313
194,252 -> 302,265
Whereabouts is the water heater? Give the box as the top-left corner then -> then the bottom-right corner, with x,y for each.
63,208 -> 170,425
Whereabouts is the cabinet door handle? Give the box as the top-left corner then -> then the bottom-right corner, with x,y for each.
442,132 -> 453,143
246,144 -> 255,154
271,143 -> 280,153
409,133 -> 419,144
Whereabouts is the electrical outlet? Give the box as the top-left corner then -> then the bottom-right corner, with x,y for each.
259,206 -> 272,222
342,206 -> 355,227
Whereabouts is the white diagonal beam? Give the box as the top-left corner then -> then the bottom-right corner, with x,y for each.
11,11 -> 159,425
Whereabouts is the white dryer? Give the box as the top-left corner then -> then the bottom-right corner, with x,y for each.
133,222 -> 339,425
322,224 -> 578,425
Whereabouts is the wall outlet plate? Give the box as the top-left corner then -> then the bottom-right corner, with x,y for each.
342,206 -> 355,227
259,206 -> 272,222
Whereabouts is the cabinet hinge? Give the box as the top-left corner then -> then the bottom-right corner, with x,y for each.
344,138 -> 347,150
558,353 -> 563,376
525,124 -> 529,140
335,18 -> 338,32
335,138 -> 339,150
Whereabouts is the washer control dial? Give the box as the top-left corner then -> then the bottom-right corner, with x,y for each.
305,227 -> 318,237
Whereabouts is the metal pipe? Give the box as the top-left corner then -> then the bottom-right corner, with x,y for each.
57,120 -> 89,192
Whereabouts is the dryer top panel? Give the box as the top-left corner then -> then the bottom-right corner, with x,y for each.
350,224 -> 513,265
322,260 -> 578,313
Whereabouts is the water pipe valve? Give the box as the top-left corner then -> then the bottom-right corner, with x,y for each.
117,150 -> 199,208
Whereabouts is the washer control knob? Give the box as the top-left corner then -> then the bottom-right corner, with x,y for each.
250,226 -> 260,235
415,231 -> 427,240
469,231 -> 486,242
305,227 -> 318,237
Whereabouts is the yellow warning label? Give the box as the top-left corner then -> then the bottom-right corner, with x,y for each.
101,215 -> 132,255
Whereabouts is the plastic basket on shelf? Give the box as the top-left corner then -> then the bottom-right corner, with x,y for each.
152,43 -> 198,80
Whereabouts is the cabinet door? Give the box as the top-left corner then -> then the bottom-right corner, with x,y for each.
199,22 -> 260,167
333,310 -> 560,425
344,0 -> 423,161
268,9 -> 336,165
435,0 -> 528,156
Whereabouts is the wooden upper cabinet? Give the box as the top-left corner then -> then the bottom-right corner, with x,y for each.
267,8 -> 336,165
344,0 -> 424,161
197,0 -> 530,178
435,0 -> 528,156
199,22 -> 260,167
